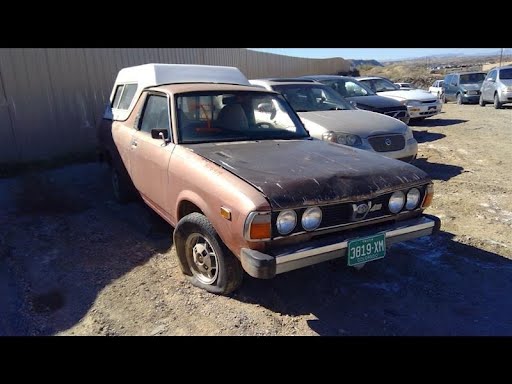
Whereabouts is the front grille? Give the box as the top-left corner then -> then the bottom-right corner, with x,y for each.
368,134 -> 405,152
384,110 -> 408,119
466,90 -> 480,95
421,99 -> 438,104
270,188 -> 426,238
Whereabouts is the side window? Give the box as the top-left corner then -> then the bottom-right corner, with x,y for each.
444,75 -> 452,85
139,95 -> 171,136
488,70 -> 497,81
453,75 -> 459,86
111,83 -> 138,110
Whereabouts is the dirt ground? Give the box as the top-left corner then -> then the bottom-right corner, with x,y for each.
1,103 -> 511,336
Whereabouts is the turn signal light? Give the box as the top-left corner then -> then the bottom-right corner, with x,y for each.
422,183 -> 434,208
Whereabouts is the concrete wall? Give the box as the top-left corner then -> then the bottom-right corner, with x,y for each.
0,48 -> 350,164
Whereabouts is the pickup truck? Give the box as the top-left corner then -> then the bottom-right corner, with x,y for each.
97,63 -> 440,295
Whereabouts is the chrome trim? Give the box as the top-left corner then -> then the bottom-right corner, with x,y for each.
243,211 -> 271,242
275,217 -> 436,274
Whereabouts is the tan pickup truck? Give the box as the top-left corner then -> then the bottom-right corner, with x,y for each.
97,64 -> 440,295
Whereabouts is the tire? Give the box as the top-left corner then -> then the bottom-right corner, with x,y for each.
456,93 -> 463,105
111,166 -> 136,204
173,212 -> 243,295
442,93 -> 447,104
494,93 -> 503,109
479,94 -> 486,107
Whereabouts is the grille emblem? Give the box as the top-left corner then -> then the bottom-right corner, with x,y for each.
351,202 -> 372,220
385,138 -> 392,146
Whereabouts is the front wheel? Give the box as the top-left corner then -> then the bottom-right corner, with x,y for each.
494,93 -> 503,109
111,166 -> 136,204
456,93 -> 463,105
442,93 -> 447,104
479,94 -> 486,107
174,212 -> 243,295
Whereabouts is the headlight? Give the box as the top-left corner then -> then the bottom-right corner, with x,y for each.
322,131 -> 362,146
404,100 -> 421,106
276,210 -> 297,235
301,206 -> 322,231
388,191 -> 405,213
406,188 -> 421,210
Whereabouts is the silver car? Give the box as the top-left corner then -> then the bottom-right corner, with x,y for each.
249,79 -> 418,163
479,66 -> 512,109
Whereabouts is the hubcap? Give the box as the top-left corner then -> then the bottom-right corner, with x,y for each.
187,233 -> 219,285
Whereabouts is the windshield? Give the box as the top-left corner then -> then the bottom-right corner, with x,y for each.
321,78 -> 375,97
361,78 -> 399,92
499,68 -> 512,80
175,91 -> 309,144
459,73 -> 486,84
271,84 -> 354,112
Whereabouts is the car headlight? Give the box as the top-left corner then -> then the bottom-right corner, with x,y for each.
388,191 -> 405,213
322,131 -> 362,146
302,206 -> 322,231
406,188 -> 421,210
404,100 -> 421,106
276,210 -> 297,235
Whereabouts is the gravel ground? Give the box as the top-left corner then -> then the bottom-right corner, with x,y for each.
1,103 -> 511,336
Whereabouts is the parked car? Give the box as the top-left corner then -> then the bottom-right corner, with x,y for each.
299,75 -> 410,124
357,76 -> 442,120
249,78 -> 417,163
428,80 -> 444,98
97,64 -> 440,295
442,71 -> 486,104
394,82 -> 416,90
479,65 -> 512,109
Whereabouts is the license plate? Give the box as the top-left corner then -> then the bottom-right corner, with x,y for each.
347,233 -> 386,266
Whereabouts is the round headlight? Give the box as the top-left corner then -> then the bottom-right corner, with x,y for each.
388,191 -> 405,213
276,210 -> 297,235
302,206 -> 322,231
406,188 -> 421,210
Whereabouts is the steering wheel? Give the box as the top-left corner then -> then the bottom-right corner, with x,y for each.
255,122 -> 275,129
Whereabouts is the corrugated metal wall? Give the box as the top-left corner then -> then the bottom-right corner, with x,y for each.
0,48 -> 350,164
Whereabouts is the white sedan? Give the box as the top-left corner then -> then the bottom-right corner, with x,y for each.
357,76 -> 442,120
428,80 -> 444,99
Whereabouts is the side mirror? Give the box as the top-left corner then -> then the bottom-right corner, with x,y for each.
487,78 -> 495,83
151,128 -> 169,145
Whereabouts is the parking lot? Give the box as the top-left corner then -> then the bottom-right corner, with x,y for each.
1,103 -> 511,336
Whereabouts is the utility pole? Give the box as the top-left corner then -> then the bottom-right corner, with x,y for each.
499,48 -> 503,67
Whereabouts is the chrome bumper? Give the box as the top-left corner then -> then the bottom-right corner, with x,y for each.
240,215 -> 440,279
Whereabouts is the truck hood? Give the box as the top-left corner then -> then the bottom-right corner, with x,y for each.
344,94 -> 404,109
298,110 -> 407,138
377,89 -> 437,101
185,139 -> 429,209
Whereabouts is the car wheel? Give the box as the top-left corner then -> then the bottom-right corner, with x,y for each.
111,166 -> 135,204
456,93 -> 463,105
442,93 -> 447,104
479,94 -> 486,107
494,93 -> 503,109
173,212 -> 243,295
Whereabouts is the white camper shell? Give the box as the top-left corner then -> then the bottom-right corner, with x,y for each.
105,63 -> 251,121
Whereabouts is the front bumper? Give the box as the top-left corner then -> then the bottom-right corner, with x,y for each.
462,93 -> 480,103
407,102 -> 442,119
357,137 -> 417,163
241,215 -> 441,279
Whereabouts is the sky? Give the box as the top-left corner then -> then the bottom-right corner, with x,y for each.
248,48 -> 506,62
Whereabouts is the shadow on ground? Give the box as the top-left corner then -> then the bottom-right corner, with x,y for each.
233,231 -> 512,335
412,130 -> 446,144
413,158 -> 464,181
409,118 -> 467,127
0,163 -> 172,336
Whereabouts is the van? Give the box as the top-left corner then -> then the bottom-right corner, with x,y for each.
479,66 -> 512,109
442,72 -> 486,104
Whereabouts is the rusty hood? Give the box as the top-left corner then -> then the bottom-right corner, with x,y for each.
185,139 -> 430,209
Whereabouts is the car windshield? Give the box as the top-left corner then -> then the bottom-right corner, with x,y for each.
362,78 -> 399,92
271,84 -> 354,112
459,73 -> 486,84
499,68 -> 512,80
175,91 -> 310,144
321,78 -> 375,97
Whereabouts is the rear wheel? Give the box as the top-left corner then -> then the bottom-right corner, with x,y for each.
111,166 -> 135,204
174,212 -> 243,295
479,94 -> 486,107
494,93 -> 503,109
456,93 -> 463,105
442,93 -> 447,104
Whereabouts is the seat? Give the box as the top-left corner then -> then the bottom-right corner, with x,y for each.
217,103 -> 249,131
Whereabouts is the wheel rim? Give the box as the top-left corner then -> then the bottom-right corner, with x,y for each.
112,170 -> 120,200
186,233 -> 219,285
